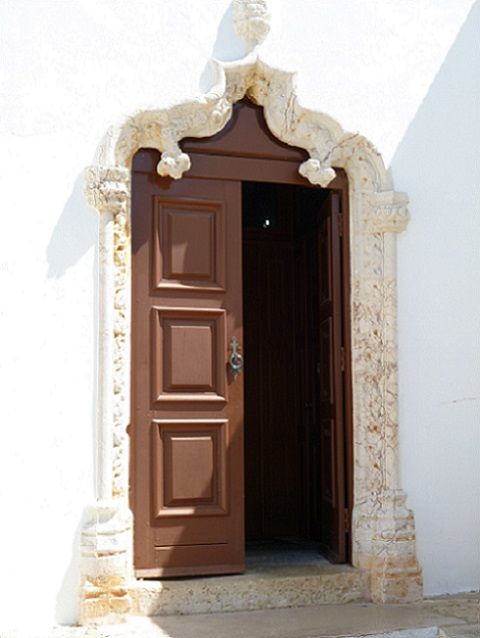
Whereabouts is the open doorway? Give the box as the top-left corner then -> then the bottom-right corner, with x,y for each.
130,100 -> 353,577
242,181 -> 350,563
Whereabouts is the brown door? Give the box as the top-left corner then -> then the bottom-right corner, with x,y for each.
131,167 -> 245,577
315,191 -> 347,562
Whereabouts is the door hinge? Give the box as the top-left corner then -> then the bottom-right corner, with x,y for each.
344,508 -> 350,533
340,346 -> 345,372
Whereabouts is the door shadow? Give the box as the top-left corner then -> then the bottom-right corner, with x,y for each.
54,509 -> 91,625
46,174 -> 97,279
47,173 -> 99,623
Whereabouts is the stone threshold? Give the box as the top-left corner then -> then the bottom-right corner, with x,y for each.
129,561 -> 368,616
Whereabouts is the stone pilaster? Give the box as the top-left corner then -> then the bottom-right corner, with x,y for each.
350,191 -> 422,603
80,166 -> 134,625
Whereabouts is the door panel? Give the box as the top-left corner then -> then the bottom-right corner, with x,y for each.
316,191 -> 347,562
152,420 -> 228,517
152,307 -> 227,402
131,171 -> 244,577
153,198 -> 226,291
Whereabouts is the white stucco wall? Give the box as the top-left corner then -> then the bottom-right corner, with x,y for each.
1,0 -> 478,630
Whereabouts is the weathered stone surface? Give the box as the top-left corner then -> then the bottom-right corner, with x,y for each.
424,593 -> 480,625
130,564 -> 367,616
11,597 -> 477,638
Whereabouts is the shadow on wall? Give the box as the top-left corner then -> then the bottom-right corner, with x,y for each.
55,509 -> 91,625
390,0 -> 480,384
199,3 -> 247,92
46,174 -> 99,622
211,3 -> 247,62
46,174 -> 97,278
390,0 -> 480,593
391,0 -> 480,202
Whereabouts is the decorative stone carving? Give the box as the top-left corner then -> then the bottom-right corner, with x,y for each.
81,167 -> 134,623
233,0 -> 271,46
112,92 -> 233,179
85,167 -> 130,215
354,490 -> 423,604
81,0 -> 423,625
85,166 -> 132,500
367,191 -> 410,233
298,158 -> 337,188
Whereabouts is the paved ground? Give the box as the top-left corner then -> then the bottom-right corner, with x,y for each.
2,593 -> 478,638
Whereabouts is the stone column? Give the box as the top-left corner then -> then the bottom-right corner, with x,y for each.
352,191 -> 423,603
79,166 -> 133,625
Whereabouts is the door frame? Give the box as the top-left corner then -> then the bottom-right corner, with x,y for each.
80,37 -> 423,624
131,134 -> 352,565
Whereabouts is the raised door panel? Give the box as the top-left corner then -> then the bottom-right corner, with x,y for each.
153,198 -> 225,291
152,307 -> 227,403
152,420 -> 228,518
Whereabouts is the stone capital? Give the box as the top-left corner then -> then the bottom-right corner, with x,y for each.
365,191 -> 410,234
85,166 -> 130,216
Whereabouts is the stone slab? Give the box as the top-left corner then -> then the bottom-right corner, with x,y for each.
422,594 -> 480,625
438,625 -> 480,638
141,603 -> 462,638
39,602 -> 462,638
3,600 -> 473,638
130,564 -> 367,616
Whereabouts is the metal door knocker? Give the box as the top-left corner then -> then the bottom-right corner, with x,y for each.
228,336 -> 244,379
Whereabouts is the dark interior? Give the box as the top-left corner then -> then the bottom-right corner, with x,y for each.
242,181 -> 330,546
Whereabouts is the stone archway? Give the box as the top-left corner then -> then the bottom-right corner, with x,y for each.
80,0 -> 422,625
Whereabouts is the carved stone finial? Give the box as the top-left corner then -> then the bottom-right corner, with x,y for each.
299,158 -> 336,187
157,150 -> 191,180
233,0 -> 271,46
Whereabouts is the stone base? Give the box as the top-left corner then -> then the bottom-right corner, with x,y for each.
80,577 -> 132,626
79,501 -> 134,625
370,555 -> 423,604
353,490 -> 424,604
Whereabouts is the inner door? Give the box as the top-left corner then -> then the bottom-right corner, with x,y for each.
131,164 -> 244,577
242,181 -> 348,562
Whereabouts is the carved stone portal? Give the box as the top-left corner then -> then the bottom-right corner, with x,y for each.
80,0 -> 422,625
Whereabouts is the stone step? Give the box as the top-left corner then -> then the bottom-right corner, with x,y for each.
49,602 -> 465,638
130,563 -> 368,616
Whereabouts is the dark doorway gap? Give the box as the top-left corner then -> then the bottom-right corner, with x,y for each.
242,181 -> 332,553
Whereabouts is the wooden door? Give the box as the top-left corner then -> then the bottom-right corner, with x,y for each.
315,191 -> 347,562
131,167 -> 244,577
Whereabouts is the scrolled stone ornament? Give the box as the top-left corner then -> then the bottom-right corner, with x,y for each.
233,0 -> 271,46
156,150 -> 191,180
299,157 -> 337,187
